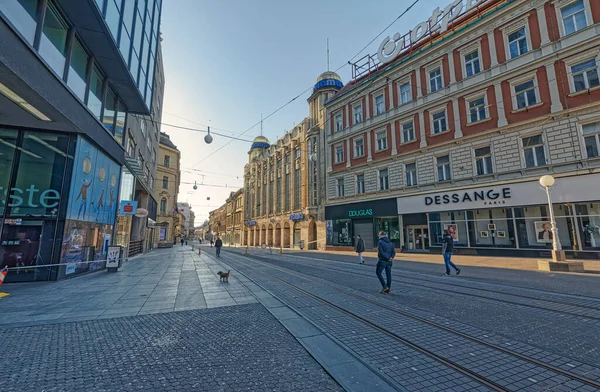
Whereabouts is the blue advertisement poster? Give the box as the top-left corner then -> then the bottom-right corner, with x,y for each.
66,137 -> 121,224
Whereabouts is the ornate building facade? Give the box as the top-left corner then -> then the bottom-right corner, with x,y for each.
154,132 -> 181,246
243,72 -> 343,249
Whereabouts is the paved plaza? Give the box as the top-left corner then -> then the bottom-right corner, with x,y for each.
1,244 -> 599,391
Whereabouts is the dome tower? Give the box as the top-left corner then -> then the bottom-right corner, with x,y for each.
248,135 -> 270,162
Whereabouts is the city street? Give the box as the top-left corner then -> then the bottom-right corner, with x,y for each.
2,245 -> 600,391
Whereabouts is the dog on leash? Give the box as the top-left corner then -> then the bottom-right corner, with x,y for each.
217,270 -> 230,282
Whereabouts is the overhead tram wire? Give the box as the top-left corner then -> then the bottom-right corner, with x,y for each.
145,118 -> 254,142
189,0 -> 422,168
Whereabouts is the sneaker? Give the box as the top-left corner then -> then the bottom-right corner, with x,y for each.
380,288 -> 387,294
383,287 -> 390,294
442,272 -> 451,276
456,268 -> 461,276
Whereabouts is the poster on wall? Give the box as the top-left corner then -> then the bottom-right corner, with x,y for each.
443,224 -> 459,242
159,228 -> 166,241
535,221 -> 553,243
326,220 -> 333,245
66,137 -> 121,225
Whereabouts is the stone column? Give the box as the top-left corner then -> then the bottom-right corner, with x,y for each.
452,98 -> 463,139
536,6 -> 550,46
546,63 -> 564,113
366,131 -> 373,162
419,112 -> 427,148
487,30 -> 498,67
494,83 -> 508,127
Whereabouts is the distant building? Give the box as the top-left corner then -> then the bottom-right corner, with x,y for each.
177,202 -> 194,237
225,189 -> 244,245
154,132 -> 181,246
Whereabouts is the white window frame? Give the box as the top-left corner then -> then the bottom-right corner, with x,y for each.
520,133 -> 548,168
356,173 -> 366,194
334,144 -> 344,164
335,112 -> 343,132
398,79 -> 412,105
430,106 -> 448,135
374,93 -> 385,115
473,145 -> 494,175
427,63 -> 444,93
405,162 -> 417,187
502,20 -> 531,60
555,0 -> 592,37
401,120 -> 416,143
465,92 -> 489,124
579,120 -> 600,159
378,168 -> 389,191
336,178 -> 345,197
435,155 -> 452,182
460,41 -> 482,78
375,130 -> 388,151
353,103 -> 363,124
354,137 -> 365,158
566,54 -> 600,93
510,73 -> 540,111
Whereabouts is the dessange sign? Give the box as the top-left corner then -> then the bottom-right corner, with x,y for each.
397,174 -> 600,214
378,0 -> 490,64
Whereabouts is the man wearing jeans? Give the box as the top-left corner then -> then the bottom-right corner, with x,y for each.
376,231 -> 395,294
355,235 -> 365,264
442,229 -> 461,276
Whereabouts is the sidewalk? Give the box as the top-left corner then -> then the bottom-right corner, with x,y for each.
277,248 -> 600,273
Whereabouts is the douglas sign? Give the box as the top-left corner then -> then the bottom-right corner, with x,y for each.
378,0 -> 490,64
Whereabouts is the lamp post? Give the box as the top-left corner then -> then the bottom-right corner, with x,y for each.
539,175 -> 566,262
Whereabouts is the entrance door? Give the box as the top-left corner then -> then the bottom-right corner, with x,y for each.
354,220 -> 374,250
406,226 -> 430,251
0,220 -> 44,282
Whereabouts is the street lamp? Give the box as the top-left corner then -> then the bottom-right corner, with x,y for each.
204,126 -> 213,144
539,175 -> 566,261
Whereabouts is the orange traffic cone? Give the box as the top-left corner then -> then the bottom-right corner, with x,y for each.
0,266 -> 9,298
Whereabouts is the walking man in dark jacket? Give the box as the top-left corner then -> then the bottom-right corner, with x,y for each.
376,231 -> 396,294
442,229 -> 461,276
214,237 -> 223,258
355,235 -> 365,264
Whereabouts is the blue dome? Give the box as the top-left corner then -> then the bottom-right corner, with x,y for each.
313,71 -> 343,92
250,136 -> 270,150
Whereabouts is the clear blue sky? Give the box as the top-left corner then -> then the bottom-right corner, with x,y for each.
160,0 -> 437,223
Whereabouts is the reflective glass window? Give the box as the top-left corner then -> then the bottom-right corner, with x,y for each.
102,88 -> 116,135
0,128 -> 19,216
138,69 -> 146,91
328,219 -> 353,246
67,39 -> 88,101
104,0 -> 120,40
119,29 -> 131,64
94,0 -> 105,13
0,0 -> 39,44
153,3 -> 159,35
133,12 -> 143,55
87,67 -> 104,120
129,49 -> 139,82
39,2 -> 68,76
115,100 -> 126,145
8,131 -> 71,217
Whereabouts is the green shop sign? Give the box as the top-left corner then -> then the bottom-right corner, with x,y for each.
348,209 -> 373,217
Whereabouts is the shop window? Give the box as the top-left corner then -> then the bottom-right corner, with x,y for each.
402,120 -> 415,143
507,27 -> 528,59
464,49 -> 481,77
336,178 -> 344,197
354,104 -> 362,124
560,0 -> 587,35
583,122 -> 600,158
7,131 -> 71,217
436,155 -> 451,181
405,163 -> 417,186
0,128 -> 19,216
475,146 -> 493,175
571,59 -> 599,93
335,113 -> 343,132
514,205 -> 574,249
375,94 -> 385,115
399,82 -> 411,104
354,138 -> 364,158
428,211 -> 468,247
0,0 -> 39,45
356,174 -> 365,194
429,67 -> 443,92
522,135 -> 546,167
377,217 -> 400,248
375,131 -> 387,151
466,208 -> 516,248
39,2 -> 68,76
431,110 -> 447,134
576,203 -> 600,250
67,39 -> 89,101
327,219 -> 353,246
378,168 -> 389,190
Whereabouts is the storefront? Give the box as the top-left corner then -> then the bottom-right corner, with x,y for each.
325,198 -> 399,250
396,174 -> 600,258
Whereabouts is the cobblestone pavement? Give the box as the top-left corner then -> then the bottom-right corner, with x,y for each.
223,247 -> 600,366
0,246 -> 343,392
213,247 -> 600,391
0,304 -> 342,392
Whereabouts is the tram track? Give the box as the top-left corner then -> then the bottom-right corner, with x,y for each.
220,249 -> 600,391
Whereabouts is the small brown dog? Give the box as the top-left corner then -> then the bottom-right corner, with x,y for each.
217,270 -> 230,282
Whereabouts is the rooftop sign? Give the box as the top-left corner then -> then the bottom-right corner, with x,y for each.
378,0 -> 489,64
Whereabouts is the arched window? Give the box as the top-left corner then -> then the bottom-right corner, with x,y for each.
160,198 -> 167,214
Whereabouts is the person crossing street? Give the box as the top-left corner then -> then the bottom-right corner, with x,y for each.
442,229 -> 461,276
355,235 -> 365,264
375,231 -> 395,294
214,237 -> 223,258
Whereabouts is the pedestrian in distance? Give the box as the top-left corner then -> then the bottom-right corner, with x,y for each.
355,234 -> 365,264
210,239 -> 214,248
442,229 -> 461,276
180,238 -> 184,246
376,231 -> 395,294
215,237 -> 223,258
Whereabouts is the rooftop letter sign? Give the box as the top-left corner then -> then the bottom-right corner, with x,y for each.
378,0 -> 489,64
